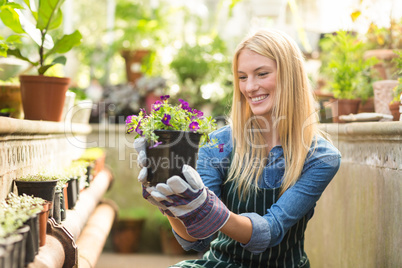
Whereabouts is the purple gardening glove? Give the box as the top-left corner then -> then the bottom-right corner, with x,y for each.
151,164 -> 230,239
133,138 -> 171,214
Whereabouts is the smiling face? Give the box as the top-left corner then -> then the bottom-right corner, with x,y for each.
237,49 -> 277,119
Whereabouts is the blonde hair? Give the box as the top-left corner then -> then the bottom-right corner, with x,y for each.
227,29 -> 322,197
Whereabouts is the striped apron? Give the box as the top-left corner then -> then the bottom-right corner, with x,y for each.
172,179 -> 310,268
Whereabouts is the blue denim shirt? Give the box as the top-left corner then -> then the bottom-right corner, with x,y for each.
174,125 -> 341,253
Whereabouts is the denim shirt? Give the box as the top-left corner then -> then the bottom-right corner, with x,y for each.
174,125 -> 341,253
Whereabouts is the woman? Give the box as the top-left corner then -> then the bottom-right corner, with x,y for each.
134,29 -> 341,267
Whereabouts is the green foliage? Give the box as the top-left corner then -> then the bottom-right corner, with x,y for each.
392,51 -> 402,102
17,172 -> 60,182
126,95 -> 217,146
118,207 -> 149,219
0,0 -> 82,75
365,18 -> 402,50
320,31 -> 378,100
1,193 -> 45,238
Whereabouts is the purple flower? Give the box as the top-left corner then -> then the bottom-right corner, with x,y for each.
189,121 -> 200,132
192,109 -> 204,118
135,120 -> 143,136
127,127 -> 134,133
160,95 -> 170,101
218,143 -> 224,153
125,115 -> 134,125
152,100 -> 162,111
149,141 -> 162,148
140,108 -> 148,117
161,113 -> 172,126
179,99 -> 192,111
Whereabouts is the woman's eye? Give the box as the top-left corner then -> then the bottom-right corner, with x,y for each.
239,76 -> 247,80
258,72 -> 269,77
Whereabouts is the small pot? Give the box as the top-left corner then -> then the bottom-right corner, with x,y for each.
330,99 -> 361,123
145,130 -> 202,186
38,202 -> 50,247
389,102 -> 401,121
53,190 -> 62,224
67,178 -> 79,209
15,225 -> 30,268
24,215 -> 39,264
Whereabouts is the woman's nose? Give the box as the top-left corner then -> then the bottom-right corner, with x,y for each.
245,78 -> 258,93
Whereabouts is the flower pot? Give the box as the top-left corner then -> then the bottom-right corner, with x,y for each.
15,225 -> 30,268
19,75 -> 70,121
121,49 -> 150,84
364,49 -> 399,80
38,202 -> 50,247
14,179 -> 58,218
112,219 -> 145,253
53,190 -> 62,224
358,97 -> 375,113
0,234 -> 23,268
24,215 -> 39,264
373,80 -> 398,115
61,184 -> 68,221
389,102 -> 401,121
330,99 -> 361,123
0,84 -> 24,119
67,178 -> 79,209
146,130 -> 202,186
71,100 -> 93,124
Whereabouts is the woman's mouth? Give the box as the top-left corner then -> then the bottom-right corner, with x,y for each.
251,94 -> 269,103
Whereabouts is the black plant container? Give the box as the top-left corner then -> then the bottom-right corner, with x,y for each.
146,130 -> 202,186
24,215 -> 39,265
0,233 -> 23,268
60,189 -> 67,221
53,190 -> 62,224
14,179 -> 58,218
67,178 -> 78,209
15,225 -> 30,268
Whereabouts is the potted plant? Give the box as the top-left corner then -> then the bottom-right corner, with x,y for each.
112,207 -> 148,253
64,161 -> 88,209
0,0 -> 82,122
126,95 -> 217,186
114,1 -> 168,83
1,193 -> 46,265
319,31 -> 377,122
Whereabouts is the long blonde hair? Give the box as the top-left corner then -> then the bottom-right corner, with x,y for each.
227,29 -> 321,197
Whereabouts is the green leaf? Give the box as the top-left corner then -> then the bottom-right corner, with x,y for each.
7,48 -> 36,65
52,55 -> 66,65
0,5 -> 25,34
45,30 -> 82,56
37,0 -> 64,31
38,64 -> 54,75
0,44 -> 7,57
6,34 -> 22,43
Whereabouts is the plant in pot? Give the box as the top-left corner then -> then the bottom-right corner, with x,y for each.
112,207 -> 148,253
126,95 -> 217,186
114,0 -> 169,83
319,30 -> 377,122
63,161 -> 88,209
2,193 -> 45,265
0,0 -> 82,122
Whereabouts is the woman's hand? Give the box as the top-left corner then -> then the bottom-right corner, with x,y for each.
150,165 -> 230,239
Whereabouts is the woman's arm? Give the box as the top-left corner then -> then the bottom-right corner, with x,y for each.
169,212 -> 253,244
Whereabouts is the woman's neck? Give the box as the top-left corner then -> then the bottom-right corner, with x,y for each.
256,116 -> 281,153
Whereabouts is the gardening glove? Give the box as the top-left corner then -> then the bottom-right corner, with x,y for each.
151,164 -> 230,239
133,138 -> 171,213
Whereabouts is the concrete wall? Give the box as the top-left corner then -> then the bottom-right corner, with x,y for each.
305,122 -> 402,267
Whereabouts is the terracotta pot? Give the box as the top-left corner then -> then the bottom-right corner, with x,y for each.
19,75 -> 70,121
389,102 -> 401,121
373,80 -> 398,115
112,219 -> 145,253
358,97 -> 375,113
38,202 -> 50,247
121,50 -> 150,84
0,84 -> 24,119
330,99 -> 361,123
364,49 -> 400,80
61,183 -> 69,220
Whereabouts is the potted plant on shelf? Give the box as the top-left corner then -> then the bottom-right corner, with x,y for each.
112,207 -> 148,253
1,193 -> 46,265
319,30 -> 377,122
0,0 -> 82,122
126,95 -> 217,186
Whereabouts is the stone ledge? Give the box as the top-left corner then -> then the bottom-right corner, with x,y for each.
0,117 -> 92,136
